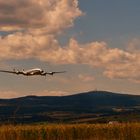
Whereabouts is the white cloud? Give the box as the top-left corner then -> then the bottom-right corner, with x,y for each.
103,40 -> 140,83
0,0 -> 83,62
0,35 -> 140,83
0,0 -> 82,34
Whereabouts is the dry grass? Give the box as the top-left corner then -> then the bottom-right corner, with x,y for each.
0,123 -> 140,140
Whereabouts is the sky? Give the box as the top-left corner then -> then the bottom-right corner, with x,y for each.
0,0 -> 140,98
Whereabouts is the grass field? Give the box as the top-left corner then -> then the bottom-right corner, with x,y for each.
0,123 -> 140,140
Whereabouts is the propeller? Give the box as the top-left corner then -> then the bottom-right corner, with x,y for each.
13,68 -> 19,74
13,68 -> 22,74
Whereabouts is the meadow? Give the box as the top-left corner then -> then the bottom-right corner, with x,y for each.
0,123 -> 140,140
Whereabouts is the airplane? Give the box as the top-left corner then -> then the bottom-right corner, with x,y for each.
0,68 -> 66,76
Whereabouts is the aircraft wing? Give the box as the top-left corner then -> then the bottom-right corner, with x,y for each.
44,71 -> 66,75
0,70 -> 20,74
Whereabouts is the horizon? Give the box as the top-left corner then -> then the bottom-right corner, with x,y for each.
0,0 -> 140,98
0,90 -> 139,99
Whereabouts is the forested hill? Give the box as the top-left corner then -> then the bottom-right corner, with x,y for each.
0,91 -> 140,123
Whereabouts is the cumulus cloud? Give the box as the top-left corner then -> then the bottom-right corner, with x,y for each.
0,0 -> 83,61
0,32 -> 59,59
103,40 -> 140,83
0,34 -> 140,83
0,0 -> 82,34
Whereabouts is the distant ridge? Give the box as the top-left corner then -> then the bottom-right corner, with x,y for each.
0,90 -> 140,123
1,90 -> 136,101
15,90 -> 139,98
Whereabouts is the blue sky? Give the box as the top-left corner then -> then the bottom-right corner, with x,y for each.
68,0 -> 140,44
0,0 -> 139,98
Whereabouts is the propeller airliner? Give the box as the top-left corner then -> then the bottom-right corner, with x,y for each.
0,68 -> 66,76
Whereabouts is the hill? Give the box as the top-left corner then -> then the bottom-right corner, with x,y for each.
0,91 -> 140,123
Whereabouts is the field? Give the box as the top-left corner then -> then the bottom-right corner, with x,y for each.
0,123 -> 140,140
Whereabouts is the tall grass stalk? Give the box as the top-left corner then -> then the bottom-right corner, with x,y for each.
0,123 -> 140,140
